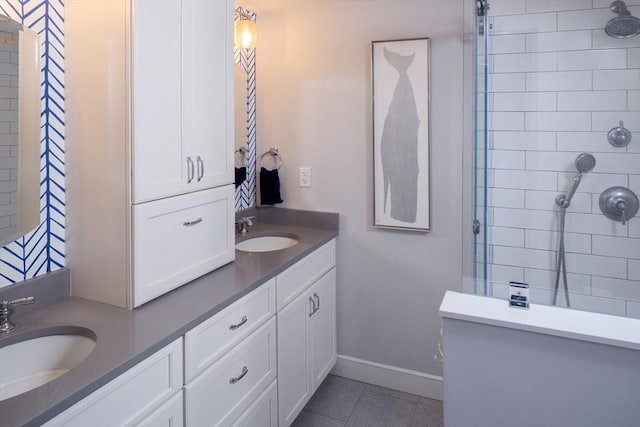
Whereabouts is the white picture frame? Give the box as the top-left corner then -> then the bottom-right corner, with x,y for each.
372,38 -> 430,231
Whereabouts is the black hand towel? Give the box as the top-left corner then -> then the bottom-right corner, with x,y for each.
260,167 -> 283,205
235,166 -> 247,188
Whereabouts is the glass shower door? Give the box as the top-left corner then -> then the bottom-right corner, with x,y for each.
473,0 -> 489,296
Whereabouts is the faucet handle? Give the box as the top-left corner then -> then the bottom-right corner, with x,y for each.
0,296 -> 34,333
7,297 -> 35,307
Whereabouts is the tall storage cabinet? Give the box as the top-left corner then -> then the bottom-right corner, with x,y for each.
66,0 -> 234,308
133,0 -> 232,203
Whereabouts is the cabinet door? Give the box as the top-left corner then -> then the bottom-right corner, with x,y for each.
136,391 -> 183,427
277,291 -> 313,427
231,380 -> 278,427
309,269 -> 337,391
43,338 -> 183,427
182,0 -> 234,191
132,0 -> 186,203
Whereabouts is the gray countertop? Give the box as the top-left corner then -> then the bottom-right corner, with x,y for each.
0,208 -> 338,427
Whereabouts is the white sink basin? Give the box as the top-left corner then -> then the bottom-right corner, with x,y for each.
0,330 -> 96,401
236,234 -> 299,252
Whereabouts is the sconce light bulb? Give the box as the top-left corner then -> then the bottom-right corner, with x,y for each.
235,19 -> 257,49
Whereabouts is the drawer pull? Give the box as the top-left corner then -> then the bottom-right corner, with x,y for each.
229,366 -> 249,384
183,218 -> 203,227
229,315 -> 248,331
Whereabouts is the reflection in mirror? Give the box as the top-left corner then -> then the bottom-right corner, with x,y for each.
0,15 -> 41,246
234,6 -> 256,211
234,62 -> 247,189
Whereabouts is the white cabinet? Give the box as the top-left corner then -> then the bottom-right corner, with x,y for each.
44,338 -> 183,427
231,380 -> 278,427
308,270 -> 337,389
185,318 -> 277,427
277,241 -> 337,427
184,280 -> 278,427
66,0 -> 234,308
184,279 -> 276,382
133,186 -> 235,307
133,0 -> 233,203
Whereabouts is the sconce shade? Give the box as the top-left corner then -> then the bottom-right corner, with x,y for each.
235,18 -> 257,49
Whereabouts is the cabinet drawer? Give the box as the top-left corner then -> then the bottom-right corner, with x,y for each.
133,185 -> 235,307
185,318 -> 277,427
277,239 -> 335,311
185,278 -> 276,382
44,338 -> 183,427
231,380 -> 278,427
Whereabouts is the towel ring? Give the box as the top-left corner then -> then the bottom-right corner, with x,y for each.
235,146 -> 248,167
259,147 -> 282,170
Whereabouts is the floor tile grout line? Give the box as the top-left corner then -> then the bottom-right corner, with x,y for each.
304,408 -> 348,423
408,399 -> 420,427
344,381 -> 368,425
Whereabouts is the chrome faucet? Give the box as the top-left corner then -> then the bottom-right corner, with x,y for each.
235,216 -> 254,235
0,297 -> 35,333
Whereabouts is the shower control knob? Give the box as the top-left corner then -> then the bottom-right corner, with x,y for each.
599,186 -> 639,226
607,121 -> 632,148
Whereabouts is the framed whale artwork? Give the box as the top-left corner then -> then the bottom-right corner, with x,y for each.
372,38 -> 430,231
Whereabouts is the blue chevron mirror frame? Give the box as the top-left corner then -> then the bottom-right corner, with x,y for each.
234,6 -> 257,211
0,1 -> 65,286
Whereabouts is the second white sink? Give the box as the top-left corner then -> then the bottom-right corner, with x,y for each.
236,234 -> 299,252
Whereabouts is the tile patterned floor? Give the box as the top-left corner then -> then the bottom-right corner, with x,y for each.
292,374 -> 444,427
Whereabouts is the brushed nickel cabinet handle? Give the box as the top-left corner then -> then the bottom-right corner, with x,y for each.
229,366 -> 248,384
314,293 -> 320,312
309,296 -> 315,317
229,315 -> 248,331
197,156 -> 204,182
183,218 -> 203,227
186,156 -> 194,183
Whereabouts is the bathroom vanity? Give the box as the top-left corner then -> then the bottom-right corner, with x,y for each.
0,209 -> 338,426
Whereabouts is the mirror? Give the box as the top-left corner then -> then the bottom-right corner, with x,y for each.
234,62 -> 248,189
233,6 -> 256,211
0,15 -> 41,245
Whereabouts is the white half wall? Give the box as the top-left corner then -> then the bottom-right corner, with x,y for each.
243,0 -> 465,378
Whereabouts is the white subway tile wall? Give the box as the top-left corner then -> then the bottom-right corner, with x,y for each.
485,0 -> 640,317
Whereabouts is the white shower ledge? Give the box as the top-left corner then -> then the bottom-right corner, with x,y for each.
439,291 -> 640,351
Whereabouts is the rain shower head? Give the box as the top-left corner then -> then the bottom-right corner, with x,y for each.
605,1 -> 640,38
575,152 -> 596,174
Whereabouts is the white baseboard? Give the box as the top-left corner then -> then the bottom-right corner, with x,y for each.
330,354 -> 443,401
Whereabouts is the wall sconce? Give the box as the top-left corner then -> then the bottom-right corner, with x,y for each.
235,9 -> 257,49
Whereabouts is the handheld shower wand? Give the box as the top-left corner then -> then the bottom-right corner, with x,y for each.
553,153 -> 596,307
555,153 -> 597,209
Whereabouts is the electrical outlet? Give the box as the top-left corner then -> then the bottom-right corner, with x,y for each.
299,167 -> 311,187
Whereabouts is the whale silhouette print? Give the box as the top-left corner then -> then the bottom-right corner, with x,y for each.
380,47 -> 420,223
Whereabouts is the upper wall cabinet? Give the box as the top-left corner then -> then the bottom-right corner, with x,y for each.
132,0 -> 233,203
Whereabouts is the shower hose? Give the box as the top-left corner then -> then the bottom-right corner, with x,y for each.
553,205 -> 571,308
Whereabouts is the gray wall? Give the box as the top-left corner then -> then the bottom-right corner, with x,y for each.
245,0 -> 465,377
